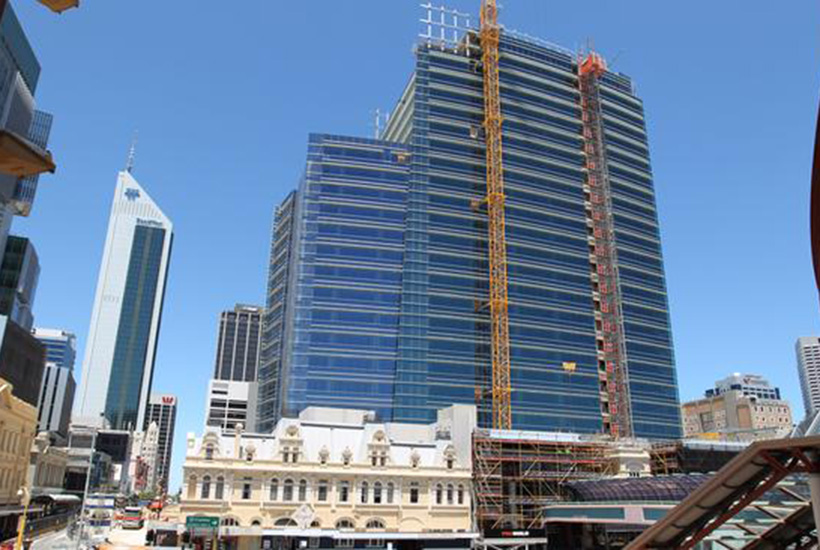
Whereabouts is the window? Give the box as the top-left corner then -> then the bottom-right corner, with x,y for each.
447,484 -> 454,505
299,479 -> 307,502
270,478 -> 278,501
386,483 -> 395,504
366,519 -> 386,530
458,485 -> 464,505
361,481 -> 369,504
201,476 -> 211,499
205,446 -> 214,460
409,483 -> 419,504
283,479 -> 294,501
373,482 -> 382,504
187,476 -> 197,499
336,519 -> 355,530
242,478 -> 252,500
435,484 -> 443,505
339,481 -> 350,503
446,458 -> 454,470
335,540 -> 354,549
215,477 -> 225,500
318,480 -> 329,502
371,455 -> 378,467
379,455 -> 387,467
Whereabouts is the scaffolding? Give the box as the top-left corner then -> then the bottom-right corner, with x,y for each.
473,430 -> 615,531
578,52 -> 632,439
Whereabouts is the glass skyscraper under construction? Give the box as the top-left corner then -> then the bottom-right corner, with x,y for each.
258,31 -> 681,439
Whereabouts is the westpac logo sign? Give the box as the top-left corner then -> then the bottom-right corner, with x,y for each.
124,188 -> 141,201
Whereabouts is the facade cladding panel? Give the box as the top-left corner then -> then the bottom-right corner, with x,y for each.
104,225 -> 166,430
260,34 -> 681,438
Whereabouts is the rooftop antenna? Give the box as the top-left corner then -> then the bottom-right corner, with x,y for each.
126,131 -> 138,174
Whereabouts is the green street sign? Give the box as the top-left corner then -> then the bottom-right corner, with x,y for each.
186,516 -> 219,529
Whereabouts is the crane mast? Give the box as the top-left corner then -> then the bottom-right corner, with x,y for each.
479,0 -> 512,431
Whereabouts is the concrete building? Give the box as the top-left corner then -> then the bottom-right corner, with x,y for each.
65,419 -> 134,496
180,405 -> 476,550
206,379 -> 256,433
707,373 -> 781,401
28,431 -> 68,497
796,336 -> 820,416
681,374 -> 792,441
74,168 -> 173,430
258,30 -> 681,440
0,235 -> 39,330
144,393 -> 176,493
0,315 -> 44,408
129,421 -> 159,495
207,305 -> 261,432
32,329 -> 77,437
0,377 -> 38,539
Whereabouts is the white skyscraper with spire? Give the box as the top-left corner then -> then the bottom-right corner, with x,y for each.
74,162 -> 173,430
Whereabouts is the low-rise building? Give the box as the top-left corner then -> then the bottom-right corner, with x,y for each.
0,377 -> 38,539
28,431 -> 68,496
682,374 -> 793,441
180,405 -> 476,550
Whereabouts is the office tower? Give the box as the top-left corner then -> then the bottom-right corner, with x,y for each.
144,393 -> 176,493
258,32 -> 681,439
682,373 -> 792,441
74,168 -> 173,430
32,327 -> 76,370
33,328 -> 77,437
0,235 -> 39,330
12,110 -> 53,217
797,336 -> 820,415
206,304 -> 262,431
214,304 -> 262,382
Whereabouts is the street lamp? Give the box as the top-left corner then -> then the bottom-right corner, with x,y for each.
75,428 -> 98,550
14,486 -> 30,550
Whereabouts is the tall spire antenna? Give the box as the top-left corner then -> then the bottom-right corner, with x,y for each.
126,131 -> 138,173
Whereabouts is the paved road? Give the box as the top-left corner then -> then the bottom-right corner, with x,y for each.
30,529 -> 72,550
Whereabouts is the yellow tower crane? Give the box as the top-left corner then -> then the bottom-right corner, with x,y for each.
479,0 -> 512,430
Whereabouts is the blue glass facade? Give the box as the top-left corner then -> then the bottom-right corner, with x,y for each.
259,34 -> 681,439
104,224 -> 167,430
259,135 -> 410,427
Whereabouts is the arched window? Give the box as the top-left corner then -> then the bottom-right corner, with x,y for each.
336,519 -> 355,530
360,481 -> 369,504
298,479 -> 307,502
215,476 -> 225,500
366,519 -> 386,530
187,476 -> 197,499
435,484 -> 443,505
310,520 -> 321,529
274,518 -> 297,528
373,482 -> 383,504
201,476 -> 211,499
283,479 -> 294,502
457,484 -> 465,505
204,445 -> 214,460
269,478 -> 279,501
447,484 -> 454,505
386,482 -> 395,504
251,520 -> 262,527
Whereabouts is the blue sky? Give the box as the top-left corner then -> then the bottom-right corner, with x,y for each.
12,1 -> 820,490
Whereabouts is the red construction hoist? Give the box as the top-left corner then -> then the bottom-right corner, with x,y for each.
578,52 -> 632,438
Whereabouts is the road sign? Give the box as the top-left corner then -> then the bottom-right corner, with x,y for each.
186,516 -> 219,529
